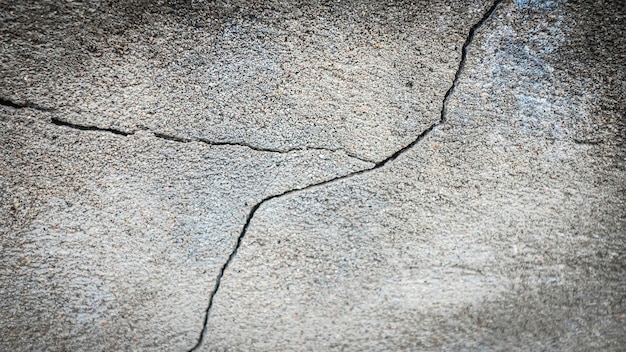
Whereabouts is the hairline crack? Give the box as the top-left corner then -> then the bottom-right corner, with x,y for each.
187,0 -> 504,351
0,101 -> 374,163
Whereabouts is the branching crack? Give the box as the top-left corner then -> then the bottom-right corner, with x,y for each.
187,1 -> 504,351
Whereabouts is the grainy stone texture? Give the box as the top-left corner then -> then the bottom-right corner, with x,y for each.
203,0 -> 626,351
0,0 -> 491,162
0,110 -> 369,351
1,0 -> 625,351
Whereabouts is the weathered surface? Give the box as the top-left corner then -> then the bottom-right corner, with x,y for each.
0,0 -> 491,162
203,1 -> 626,351
1,0 -> 625,351
0,110 -> 369,351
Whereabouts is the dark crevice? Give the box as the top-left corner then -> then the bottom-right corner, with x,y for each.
155,135 -> 376,163
187,1 -> 504,351
0,98 -> 22,109
195,138 -> 375,164
153,132 -> 192,143
51,118 -> 131,136
375,124 -> 439,168
49,118 -> 374,163
1,97 -> 372,162
573,138 -> 603,145
186,123 -> 435,352
0,98 -> 55,112
439,0 -> 503,124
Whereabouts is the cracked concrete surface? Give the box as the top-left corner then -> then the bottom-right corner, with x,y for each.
203,2 -> 626,350
1,0 -> 625,351
0,0 -> 493,163
0,108 -> 370,351
46,116 -> 375,164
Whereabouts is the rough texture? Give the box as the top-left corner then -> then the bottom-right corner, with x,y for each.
0,109 -> 369,351
203,1 -> 626,351
0,0 -> 492,162
1,0 -> 625,351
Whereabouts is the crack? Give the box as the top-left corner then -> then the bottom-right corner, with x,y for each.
194,137 -> 376,164
0,98 -> 55,112
51,117 -> 131,136
440,0 -> 503,124
572,138 -> 603,145
48,117 -> 374,163
450,264 -> 485,276
186,1 -> 504,351
2,97 -> 375,163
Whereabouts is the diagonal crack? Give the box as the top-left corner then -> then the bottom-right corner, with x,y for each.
187,1 -> 504,351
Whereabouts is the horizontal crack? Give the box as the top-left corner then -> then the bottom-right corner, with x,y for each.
153,132 -> 193,143
51,118 -> 131,136
187,1 -> 504,351
155,133 -> 375,163
573,138 -> 604,145
0,98 -> 55,112
1,97 -> 373,163
47,117 -> 374,163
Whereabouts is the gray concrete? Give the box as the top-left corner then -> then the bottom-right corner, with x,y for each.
1,0 -> 624,351
0,0 -> 488,162
0,109 -> 370,350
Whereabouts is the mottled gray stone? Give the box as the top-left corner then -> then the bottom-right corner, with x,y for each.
0,110 -> 369,351
1,0 -> 624,351
0,0 -> 493,162
202,1 -> 626,351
